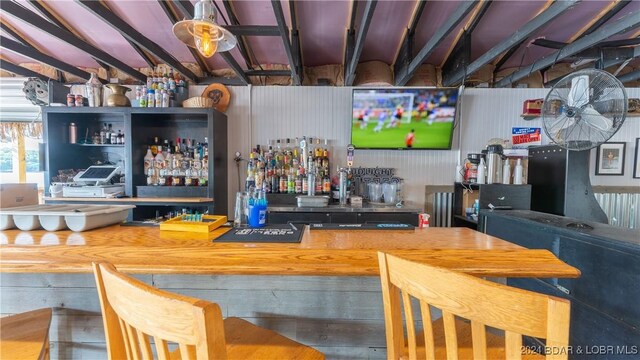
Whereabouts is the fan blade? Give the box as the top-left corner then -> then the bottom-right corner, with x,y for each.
568,75 -> 589,108
547,114 -> 574,134
581,106 -> 612,131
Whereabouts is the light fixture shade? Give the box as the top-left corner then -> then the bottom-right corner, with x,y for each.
173,0 -> 237,54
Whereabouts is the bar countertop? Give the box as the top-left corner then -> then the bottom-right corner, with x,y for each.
0,226 -> 580,278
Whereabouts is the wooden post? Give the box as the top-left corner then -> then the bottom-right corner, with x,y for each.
17,129 -> 26,183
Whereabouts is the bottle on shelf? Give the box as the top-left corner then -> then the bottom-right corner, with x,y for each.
100,124 -> 108,145
151,137 -> 159,156
144,147 -> 154,175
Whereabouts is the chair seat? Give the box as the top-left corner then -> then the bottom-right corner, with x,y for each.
172,317 -> 324,360
0,308 -> 52,360
404,317 -> 543,360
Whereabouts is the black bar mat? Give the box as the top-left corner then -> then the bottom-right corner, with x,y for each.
214,224 -> 305,243
309,223 -> 414,230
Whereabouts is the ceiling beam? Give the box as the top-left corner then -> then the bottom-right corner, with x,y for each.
222,0 -> 256,68
271,0 -> 301,85
2,1 -> 146,82
223,25 -> 281,37
343,0 -> 358,67
495,11 -> 640,87
245,70 -> 292,76
289,0 -> 303,79
0,59 -> 51,81
441,0 -> 492,69
76,0 -> 198,81
571,0 -> 631,41
617,68 -> 640,83
174,1 -> 249,85
156,0 -> 210,75
395,1 -> 476,86
173,0 -> 195,20
392,0 -> 427,79
345,0 -> 377,86
26,0 -> 117,72
443,0 -> 578,86
0,20 -> 65,82
0,36 -> 106,83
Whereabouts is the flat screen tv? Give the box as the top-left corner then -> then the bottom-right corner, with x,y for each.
351,88 -> 459,150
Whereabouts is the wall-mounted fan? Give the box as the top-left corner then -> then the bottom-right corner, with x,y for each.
541,69 -> 627,151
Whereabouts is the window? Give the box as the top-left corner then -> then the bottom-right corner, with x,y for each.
0,147 -> 12,172
0,124 -> 44,189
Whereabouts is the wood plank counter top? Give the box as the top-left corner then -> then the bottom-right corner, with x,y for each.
0,226 -> 580,278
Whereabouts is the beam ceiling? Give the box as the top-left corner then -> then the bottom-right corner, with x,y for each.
271,0 -> 301,85
345,0 -> 377,86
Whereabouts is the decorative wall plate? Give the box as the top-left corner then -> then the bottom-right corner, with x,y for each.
201,83 -> 230,113
23,78 -> 49,106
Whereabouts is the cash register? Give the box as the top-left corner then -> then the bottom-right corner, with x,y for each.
62,165 -> 125,198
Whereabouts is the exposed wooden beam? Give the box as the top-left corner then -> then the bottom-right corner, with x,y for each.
617,68 -> 640,83
345,0 -> 377,86
0,19 -> 64,81
2,1 -> 146,82
570,0 -> 631,42
495,11 -> 640,87
0,59 -> 51,81
223,0 -> 256,68
76,0 -> 198,81
289,0 -> 303,78
443,0 -> 578,86
395,1 -> 476,86
440,0 -> 492,68
392,0 -> 427,75
271,0 -> 301,85
196,76 -> 247,86
157,0 -> 210,74
0,36 -> 106,83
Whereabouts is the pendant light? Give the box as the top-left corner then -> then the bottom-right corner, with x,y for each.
172,0 -> 237,58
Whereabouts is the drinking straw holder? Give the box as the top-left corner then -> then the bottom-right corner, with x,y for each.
160,215 -> 227,233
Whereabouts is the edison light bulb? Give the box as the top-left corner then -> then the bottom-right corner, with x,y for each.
194,24 -> 218,58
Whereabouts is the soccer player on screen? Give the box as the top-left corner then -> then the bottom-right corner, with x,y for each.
405,129 -> 415,148
373,110 -> 388,133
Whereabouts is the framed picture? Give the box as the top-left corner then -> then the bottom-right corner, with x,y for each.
596,142 -> 626,176
634,138 -> 640,179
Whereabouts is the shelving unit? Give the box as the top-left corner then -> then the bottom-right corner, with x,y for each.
43,107 -> 227,220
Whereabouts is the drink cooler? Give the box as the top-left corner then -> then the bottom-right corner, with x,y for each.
0,205 -> 135,232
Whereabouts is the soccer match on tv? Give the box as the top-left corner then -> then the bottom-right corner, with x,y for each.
351,88 -> 458,150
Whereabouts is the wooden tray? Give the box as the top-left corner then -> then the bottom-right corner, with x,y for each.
160,215 -> 227,233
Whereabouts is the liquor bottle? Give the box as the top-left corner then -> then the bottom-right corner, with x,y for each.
110,126 -> 118,145
270,169 -> 279,193
151,137 -> 159,156
143,147 -> 154,175
279,173 -> 287,193
106,124 -> 113,144
245,152 -> 256,191
184,168 -> 193,186
117,130 -> 123,144
295,170 -> 303,194
155,146 -> 165,185
322,174 -> 331,194
163,147 -> 173,186
100,124 -> 108,144
199,168 -> 208,187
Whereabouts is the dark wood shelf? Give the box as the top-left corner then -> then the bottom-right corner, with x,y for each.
453,214 -> 477,224
71,143 -> 124,147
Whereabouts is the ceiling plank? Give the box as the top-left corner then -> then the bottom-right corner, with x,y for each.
0,36 -> 104,83
395,1 -> 476,86
0,59 -> 51,81
443,0 -> 578,86
222,0 -> 256,68
271,0 -> 301,85
440,0 -> 492,68
2,1 -> 146,82
223,25 -> 281,36
392,0 -> 427,76
156,0 -> 210,75
345,0 -> 378,86
495,10 -> 640,87
76,0 -> 198,81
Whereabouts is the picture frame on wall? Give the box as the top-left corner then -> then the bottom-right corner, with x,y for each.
634,138 -> 640,179
596,142 -> 626,176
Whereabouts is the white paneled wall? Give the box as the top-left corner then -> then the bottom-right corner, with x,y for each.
191,85 -> 639,215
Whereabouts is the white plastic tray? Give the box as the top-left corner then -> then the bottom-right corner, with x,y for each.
0,204 -> 135,232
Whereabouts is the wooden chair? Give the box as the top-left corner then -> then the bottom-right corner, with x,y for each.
93,262 -> 324,360
377,252 -> 571,360
0,308 -> 53,360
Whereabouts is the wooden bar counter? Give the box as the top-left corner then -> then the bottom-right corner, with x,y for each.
0,226 -> 579,359
0,225 -> 579,278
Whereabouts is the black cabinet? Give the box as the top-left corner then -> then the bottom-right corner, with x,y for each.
43,107 -> 227,219
452,182 -> 531,229
267,211 -> 419,225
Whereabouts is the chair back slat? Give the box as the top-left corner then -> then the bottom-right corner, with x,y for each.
378,252 -> 570,360
136,330 -> 153,360
155,339 -> 170,360
442,311 -> 458,360
470,321 -> 487,360
93,262 -> 228,360
402,291 -> 418,360
505,330 -> 522,360
419,300 -> 436,360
